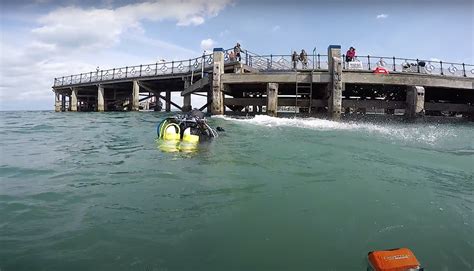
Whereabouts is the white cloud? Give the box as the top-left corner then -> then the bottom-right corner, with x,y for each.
31,0 -> 232,51
376,14 -> 388,19
0,0 -> 233,110
200,38 -> 215,51
272,25 -> 280,32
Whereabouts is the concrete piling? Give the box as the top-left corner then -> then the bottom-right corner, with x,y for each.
97,85 -> 105,112
132,80 -> 140,111
328,45 -> 343,120
406,86 -> 425,119
211,48 -> 224,115
267,83 -> 278,117
55,92 -> 61,112
71,88 -> 78,112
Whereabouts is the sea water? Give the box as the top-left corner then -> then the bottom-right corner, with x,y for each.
0,111 -> 472,270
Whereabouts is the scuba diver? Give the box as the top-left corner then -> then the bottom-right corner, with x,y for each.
157,109 -> 220,143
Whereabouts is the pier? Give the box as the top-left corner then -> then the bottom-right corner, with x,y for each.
52,45 -> 474,120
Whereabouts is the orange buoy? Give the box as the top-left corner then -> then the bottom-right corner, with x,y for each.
374,66 -> 390,74
368,248 -> 422,271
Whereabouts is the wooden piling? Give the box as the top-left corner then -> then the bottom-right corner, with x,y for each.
211,48 -> 224,115
267,83 -> 278,117
165,91 -> 171,112
183,78 -> 192,112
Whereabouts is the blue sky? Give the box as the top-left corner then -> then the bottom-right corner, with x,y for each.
0,0 -> 473,110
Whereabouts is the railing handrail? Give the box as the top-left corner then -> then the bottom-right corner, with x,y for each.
53,49 -> 474,85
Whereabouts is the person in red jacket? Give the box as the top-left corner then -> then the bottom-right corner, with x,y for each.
345,47 -> 356,62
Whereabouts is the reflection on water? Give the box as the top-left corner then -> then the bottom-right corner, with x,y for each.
156,138 -> 198,153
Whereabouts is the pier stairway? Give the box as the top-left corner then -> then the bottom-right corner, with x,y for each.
295,72 -> 313,114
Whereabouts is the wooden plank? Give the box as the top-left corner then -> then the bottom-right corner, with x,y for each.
159,94 -> 182,111
343,72 -> 474,90
342,100 -> 406,109
225,98 -> 266,106
425,102 -> 473,112
225,98 -> 327,107
181,77 -> 210,96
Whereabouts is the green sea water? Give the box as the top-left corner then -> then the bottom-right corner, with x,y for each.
0,111 -> 473,270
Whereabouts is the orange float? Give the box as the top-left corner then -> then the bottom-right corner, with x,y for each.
374,66 -> 390,74
368,248 -> 422,271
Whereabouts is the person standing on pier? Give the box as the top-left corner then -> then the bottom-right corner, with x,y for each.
292,51 -> 299,70
233,43 -> 242,61
229,51 -> 236,61
346,47 -> 356,62
299,49 -> 308,69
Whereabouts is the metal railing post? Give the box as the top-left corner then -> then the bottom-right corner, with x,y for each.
125,66 -> 128,78
100,71 -> 103,81
462,63 -> 466,77
201,53 -> 205,76
416,59 -> 420,73
270,54 -> 273,69
342,54 -> 346,69
89,72 -> 92,82
139,65 -> 142,77
112,68 -> 115,79
393,57 -> 396,71
367,55 -> 371,70
171,61 -> 174,74
440,61 -> 443,75
317,54 -> 320,69
188,59 -> 191,73
245,50 -> 248,65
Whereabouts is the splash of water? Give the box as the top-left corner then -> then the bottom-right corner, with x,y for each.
216,115 -> 460,146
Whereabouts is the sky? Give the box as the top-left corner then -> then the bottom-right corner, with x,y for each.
0,0 -> 473,110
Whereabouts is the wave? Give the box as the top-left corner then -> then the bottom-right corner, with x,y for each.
216,115 -> 463,145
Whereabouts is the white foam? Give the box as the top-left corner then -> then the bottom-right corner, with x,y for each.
217,115 -> 457,145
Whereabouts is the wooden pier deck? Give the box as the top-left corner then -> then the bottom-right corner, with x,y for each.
52,46 -> 474,120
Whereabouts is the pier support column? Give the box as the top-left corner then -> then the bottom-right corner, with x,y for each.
61,95 -> 66,112
406,86 -> 425,119
267,83 -> 279,117
55,92 -> 61,112
97,85 -> 105,112
182,79 -> 192,112
211,48 -> 224,115
328,45 -> 343,120
71,88 -> 78,112
165,91 -> 171,112
132,80 -> 140,111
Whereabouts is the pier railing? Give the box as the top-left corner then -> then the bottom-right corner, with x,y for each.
244,52 -> 329,71
342,55 -> 474,78
54,50 -> 474,87
54,52 -> 218,87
